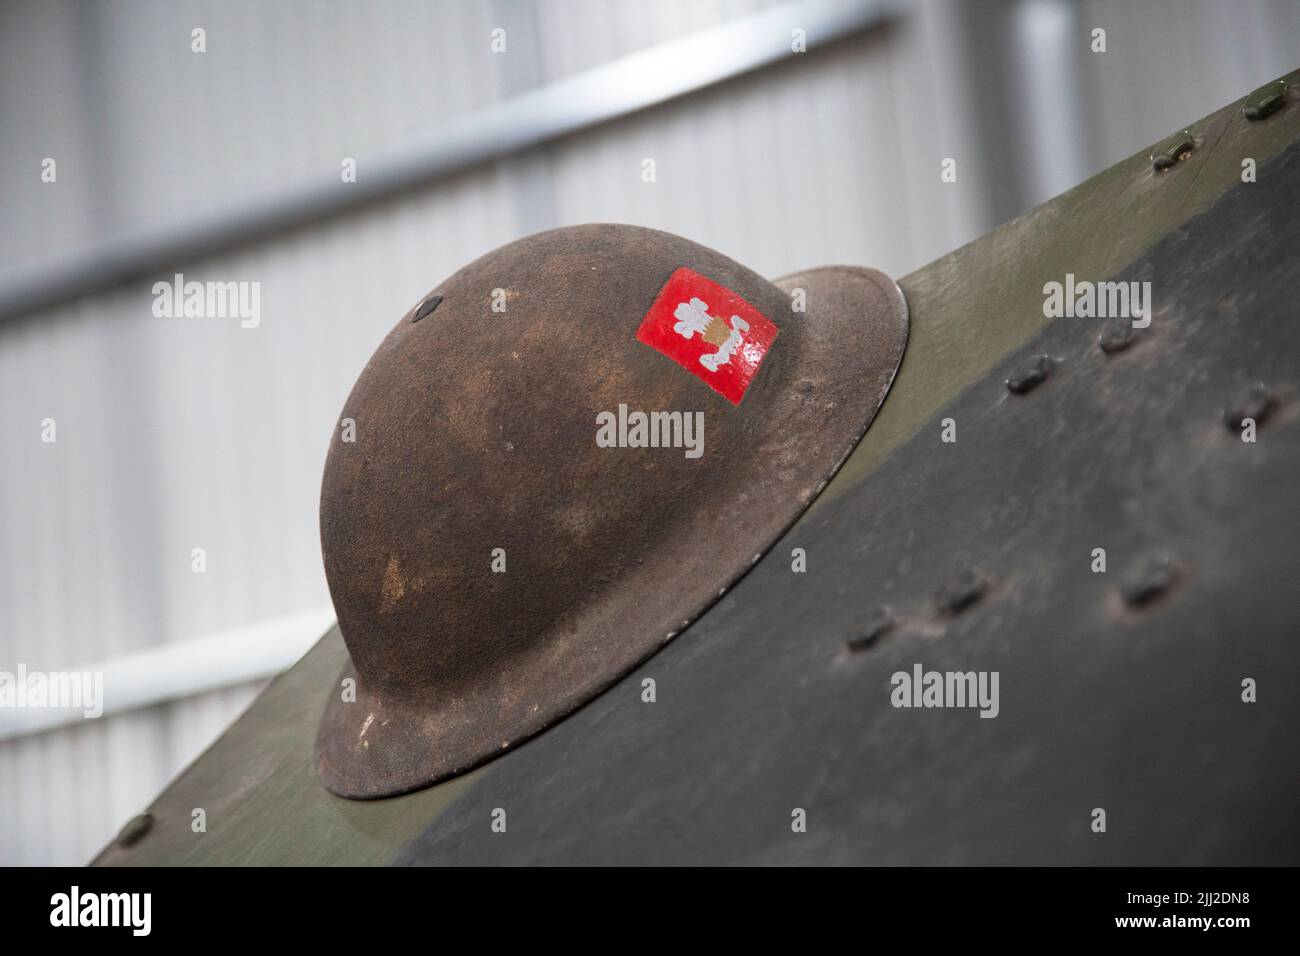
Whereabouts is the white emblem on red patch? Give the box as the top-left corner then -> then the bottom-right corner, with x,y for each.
635,268 -> 778,405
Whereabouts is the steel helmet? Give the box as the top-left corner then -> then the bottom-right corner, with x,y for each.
316,223 -> 908,798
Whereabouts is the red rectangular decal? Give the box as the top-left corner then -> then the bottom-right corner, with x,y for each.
635,267 -> 778,406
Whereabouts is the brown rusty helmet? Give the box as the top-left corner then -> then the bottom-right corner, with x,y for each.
316,223 -> 908,798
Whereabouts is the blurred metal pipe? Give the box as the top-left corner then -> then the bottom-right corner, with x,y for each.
0,606 -> 334,740
1010,0 -> 1088,205
0,0 -> 903,324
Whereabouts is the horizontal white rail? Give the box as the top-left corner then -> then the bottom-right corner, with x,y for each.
0,607 -> 334,741
0,0 -> 903,323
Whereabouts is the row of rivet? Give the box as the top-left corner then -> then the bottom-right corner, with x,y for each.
1151,79 -> 1290,172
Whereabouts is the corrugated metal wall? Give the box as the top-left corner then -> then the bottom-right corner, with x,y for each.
2,0 -> 1297,864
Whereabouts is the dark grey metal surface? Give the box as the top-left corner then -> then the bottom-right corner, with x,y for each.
393,141 -> 1300,865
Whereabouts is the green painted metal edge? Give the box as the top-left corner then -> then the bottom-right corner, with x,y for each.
814,66 -> 1300,504
94,68 -> 1300,866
